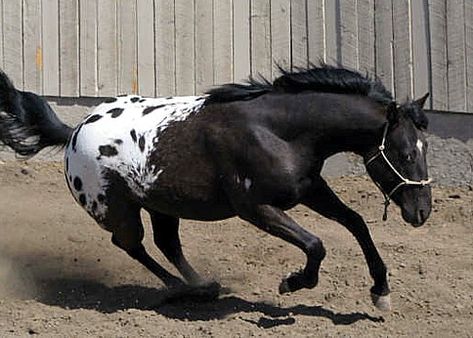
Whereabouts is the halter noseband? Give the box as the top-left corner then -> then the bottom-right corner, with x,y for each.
365,122 -> 432,221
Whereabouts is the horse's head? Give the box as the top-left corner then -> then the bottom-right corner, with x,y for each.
365,94 -> 431,227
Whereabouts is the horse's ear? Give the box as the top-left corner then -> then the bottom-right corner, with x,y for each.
386,102 -> 399,125
414,93 -> 429,108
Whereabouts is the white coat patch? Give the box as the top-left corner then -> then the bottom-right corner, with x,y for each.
64,95 -> 206,224
416,139 -> 423,153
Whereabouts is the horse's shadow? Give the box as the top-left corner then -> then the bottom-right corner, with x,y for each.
34,277 -> 384,327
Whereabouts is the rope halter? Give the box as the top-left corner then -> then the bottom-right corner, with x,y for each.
364,122 -> 432,221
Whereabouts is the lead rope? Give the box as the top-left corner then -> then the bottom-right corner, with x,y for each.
365,122 -> 432,221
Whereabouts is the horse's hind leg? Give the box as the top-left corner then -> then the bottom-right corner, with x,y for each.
104,205 -> 184,289
148,211 -> 203,285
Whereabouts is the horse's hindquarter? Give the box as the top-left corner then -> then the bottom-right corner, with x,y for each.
64,95 -> 229,225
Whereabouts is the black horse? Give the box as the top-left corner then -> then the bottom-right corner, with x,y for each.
0,65 -> 431,311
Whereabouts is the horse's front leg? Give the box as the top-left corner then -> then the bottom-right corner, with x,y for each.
302,178 -> 391,311
235,204 -> 326,294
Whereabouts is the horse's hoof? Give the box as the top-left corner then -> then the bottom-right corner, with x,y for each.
371,292 -> 391,312
279,279 -> 291,294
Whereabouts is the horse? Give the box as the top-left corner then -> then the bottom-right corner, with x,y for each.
0,64 -> 431,311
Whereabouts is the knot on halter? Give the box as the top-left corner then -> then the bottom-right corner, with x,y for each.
365,122 -> 432,221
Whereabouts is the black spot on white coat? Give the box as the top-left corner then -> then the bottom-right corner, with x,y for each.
84,114 -> 103,124
98,145 -> 118,157
138,135 -> 145,152
130,129 -> 137,143
142,105 -> 166,116
79,194 -> 87,206
107,108 -> 124,118
73,177 -> 83,191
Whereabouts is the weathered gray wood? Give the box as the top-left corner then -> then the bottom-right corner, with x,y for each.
3,0 -> 23,89
42,0 -> 60,96
357,0 -> 375,74
428,0 -> 447,110
175,0 -> 195,95
79,0 -> 97,96
97,0 -> 117,97
23,0 -> 42,93
251,0 -> 271,79
155,0 -> 175,96
392,0 -> 412,100
118,0 -> 137,95
374,0 -> 394,94
233,0 -> 250,82
324,0 -> 339,64
339,0 -> 357,69
59,0 -> 79,97
446,0 -> 466,111
195,0 -> 213,94
271,0 -> 291,78
291,0 -> 308,69
137,0 -> 155,96
307,0 -> 324,64
214,0 -> 233,85
411,0 -> 430,106
466,0 -> 473,112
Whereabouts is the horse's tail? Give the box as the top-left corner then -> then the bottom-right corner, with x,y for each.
0,69 -> 73,157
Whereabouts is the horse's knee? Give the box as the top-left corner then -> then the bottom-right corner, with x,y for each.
307,238 -> 326,261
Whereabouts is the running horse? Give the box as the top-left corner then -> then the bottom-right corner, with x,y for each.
0,65 -> 431,311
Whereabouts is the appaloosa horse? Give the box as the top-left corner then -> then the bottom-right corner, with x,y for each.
0,65 -> 431,311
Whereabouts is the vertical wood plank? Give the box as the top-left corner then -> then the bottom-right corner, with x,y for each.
271,0 -> 291,78
79,0 -> 97,96
324,0 -> 339,64
214,0 -> 233,84
466,0 -> 473,112
195,0 -> 213,94
175,0 -> 194,95
251,0 -> 271,79
411,0 -> 430,106
307,0 -> 324,64
23,0 -> 42,93
374,0 -> 394,94
392,0 -> 412,100
357,0 -> 375,74
118,0 -> 137,95
339,0 -> 357,69
59,0 -> 79,96
291,0 -> 308,69
3,0 -> 23,89
42,0 -> 59,95
97,0 -> 117,97
446,0 -> 466,111
137,0 -> 155,96
155,0 -> 175,96
233,0 -> 250,82
428,0 -> 447,110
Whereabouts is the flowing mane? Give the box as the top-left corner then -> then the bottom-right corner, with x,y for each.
206,63 -> 394,106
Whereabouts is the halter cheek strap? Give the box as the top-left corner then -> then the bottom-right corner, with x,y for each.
365,123 -> 432,221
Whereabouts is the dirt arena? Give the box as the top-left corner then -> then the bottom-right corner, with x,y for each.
0,160 -> 471,337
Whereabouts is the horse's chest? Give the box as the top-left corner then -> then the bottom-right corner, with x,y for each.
63,95 -> 206,222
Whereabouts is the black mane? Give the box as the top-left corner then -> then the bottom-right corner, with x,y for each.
206,64 -> 394,106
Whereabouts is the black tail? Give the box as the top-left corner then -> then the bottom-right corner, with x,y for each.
0,69 -> 73,157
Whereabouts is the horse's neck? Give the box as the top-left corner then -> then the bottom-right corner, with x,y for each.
285,93 -> 387,157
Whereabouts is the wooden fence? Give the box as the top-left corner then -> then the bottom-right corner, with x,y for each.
0,0 -> 471,112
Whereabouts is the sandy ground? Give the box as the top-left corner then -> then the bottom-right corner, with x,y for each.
0,160 -> 471,337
